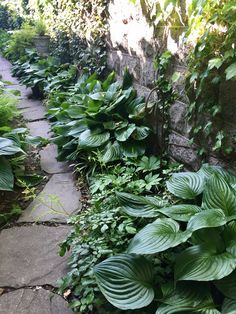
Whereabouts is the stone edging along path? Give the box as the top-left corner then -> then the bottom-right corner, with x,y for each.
0,56 -> 81,313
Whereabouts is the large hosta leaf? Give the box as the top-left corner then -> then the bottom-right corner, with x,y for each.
214,270 -> 236,300
198,164 -> 236,186
115,124 -> 136,142
94,254 -> 154,310
0,157 -> 14,191
78,129 -> 110,148
128,218 -> 191,254
116,192 -> 168,218
159,205 -> 202,222
187,208 -> 227,231
0,137 -> 23,156
102,141 -> 122,163
156,282 -> 217,314
202,174 -> 236,215
175,244 -> 236,281
120,141 -> 145,158
132,126 -> 151,140
222,298 -> 236,313
167,172 -> 204,199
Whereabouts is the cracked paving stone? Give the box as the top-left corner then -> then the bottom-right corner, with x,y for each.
40,144 -> 69,174
26,120 -> 52,139
17,98 -> 42,109
0,225 -> 71,287
0,288 -> 73,314
18,173 -> 81,223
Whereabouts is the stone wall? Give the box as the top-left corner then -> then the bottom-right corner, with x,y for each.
107,0 -> 236,171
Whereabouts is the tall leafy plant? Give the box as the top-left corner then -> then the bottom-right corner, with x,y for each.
94,164 -> 236,312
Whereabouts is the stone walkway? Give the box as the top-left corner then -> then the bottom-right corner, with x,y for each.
0,56 -> 81,313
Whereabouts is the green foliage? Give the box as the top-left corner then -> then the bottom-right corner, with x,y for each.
186,0 -> 236,157
94,164 -> 236,312
4,24 -> 36,61
0,94 -> 18,126
48,70 -> 152,164
34,19 -> 47,36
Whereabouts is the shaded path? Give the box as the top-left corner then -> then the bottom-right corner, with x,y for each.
0,56 -> 81,313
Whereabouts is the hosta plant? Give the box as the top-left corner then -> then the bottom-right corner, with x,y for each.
94,164 -> 236,313
48,69 -> 152,163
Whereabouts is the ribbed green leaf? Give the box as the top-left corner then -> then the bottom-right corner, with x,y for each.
132,126 -> 151,140
198,164 -> 236,186
222,298 -> 236,313
115,124 -> 136,142
0,137 -> 23,156
175,244 -> 236,281
116,192 -> 168,218
156,282 -> 216,314
94,254 -> 154,310
0,157 -> 14,191
187,208 -> 227,231
202,174 -> 236,215
128,218 -> 192,254
159,205 -> 202,222
120,141 -> 145,158
167,172 -> 204,199
79,129 -> 110,148
102,141 -> 122,163
214,270 -> 236,300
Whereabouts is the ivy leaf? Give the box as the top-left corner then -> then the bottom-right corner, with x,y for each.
128,218 -> 192,254
225,63 -> 236,80
175,244 -> 236,281
94,254 -> 154,310
208,58 -> 223,70
167,172 -> 204,199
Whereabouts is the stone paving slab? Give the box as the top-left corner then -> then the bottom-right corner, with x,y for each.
18,173 -> 81,222
0,70 -> 20,84
17,98 -> 42,109
0,56 -> 12,70
5,84 -> 31,98
0,225 -> 71,287
0,288 -> 73,314
40,144 -> 69,174
21,106 -> 46,121
26,120 -> 52,139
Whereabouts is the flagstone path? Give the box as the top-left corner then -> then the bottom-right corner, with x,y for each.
0,56 -> 81,313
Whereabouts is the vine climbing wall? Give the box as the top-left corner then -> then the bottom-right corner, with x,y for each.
107,0 -> 236,171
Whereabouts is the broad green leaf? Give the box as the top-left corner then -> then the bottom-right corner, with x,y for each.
175,244 -> 236,281
132,126 -> 151,140
94,254 -> 154,310
115,124 -> 136,142
156,282 -> 217,314
225,63 -> 236,80
102,141 -> 122,163
159,205 -> 202,222
128,218 -> 191,254
167,172 -> 204,199
214,270 -> 236,300
202,174 -> 236,215
120,141 -> 145,158
0,157 -> 14,191
79,129 -> 110,148
187,208 -> 227,231
0,137 -> 23,156
222,298 -> 236,313
198,164 -> 236,186
65,105 -> 85,118
116,192 -> 167,218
